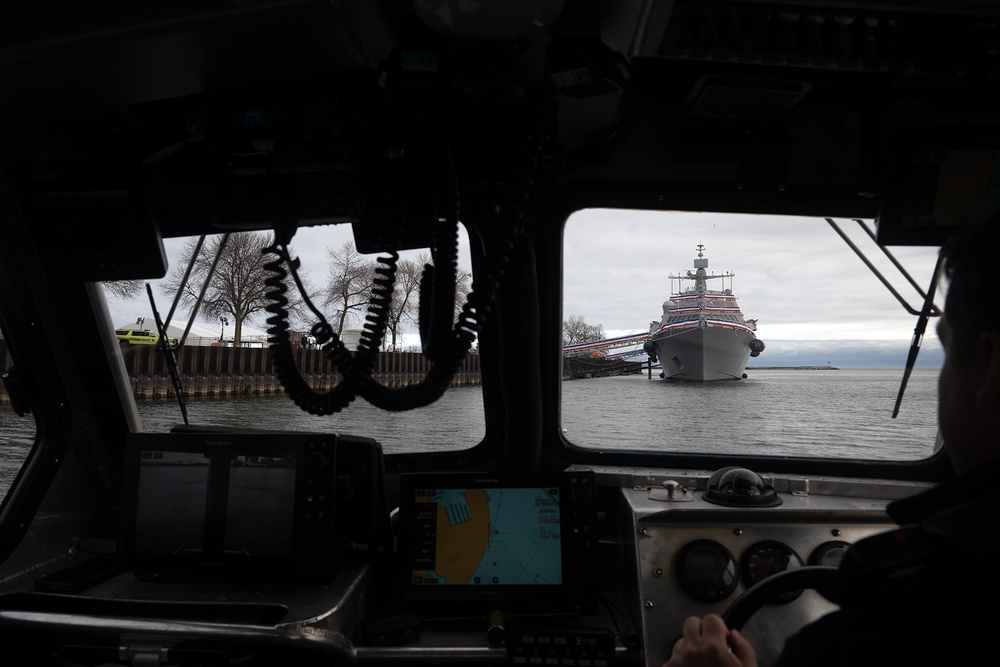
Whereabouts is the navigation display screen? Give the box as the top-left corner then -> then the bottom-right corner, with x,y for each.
133,451 -> 297,558
398,471 -> 598,610
410,485 -> 562,587
120,432 -> 339,582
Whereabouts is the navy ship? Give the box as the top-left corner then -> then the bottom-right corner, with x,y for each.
644,245 -> 765,380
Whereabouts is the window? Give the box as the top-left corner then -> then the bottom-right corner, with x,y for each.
0,331 -> 36,501
103,226 -> 485,455
561,210 -> 942,461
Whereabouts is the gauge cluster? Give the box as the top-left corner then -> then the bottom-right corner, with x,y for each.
601,468 -> 931,667
672,537 -> 851,605
637,517 -> 890,667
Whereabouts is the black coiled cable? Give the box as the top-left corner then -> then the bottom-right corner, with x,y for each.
419,214 -> 459,362
356,112 -> 529,411
357,214 -> 516,411
263,83 -> 533,414
262,236 -> 399,415
263,211 -> 515,414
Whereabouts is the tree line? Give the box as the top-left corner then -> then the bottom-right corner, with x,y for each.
563,314 -> 604,348
104,231 -> 470,349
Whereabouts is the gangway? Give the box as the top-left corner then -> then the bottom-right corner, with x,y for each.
563,332 -> 649,356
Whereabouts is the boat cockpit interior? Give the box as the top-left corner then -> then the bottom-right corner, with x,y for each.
1,1 -> 998,665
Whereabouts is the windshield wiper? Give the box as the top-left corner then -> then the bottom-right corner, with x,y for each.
825,219 -> 943,418
826,219 -> 942,317
147,284 -> 188,425
892,252 -> 943,418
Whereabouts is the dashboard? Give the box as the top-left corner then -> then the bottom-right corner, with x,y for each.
0,465 -> 929,667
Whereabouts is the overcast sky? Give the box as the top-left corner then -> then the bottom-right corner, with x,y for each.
564,209 -> 944,369
105,209 -> 946,369
104,224 -> 472,343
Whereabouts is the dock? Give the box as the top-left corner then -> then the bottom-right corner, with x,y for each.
563,356 -> 645,380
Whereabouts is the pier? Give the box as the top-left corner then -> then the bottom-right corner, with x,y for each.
746,365 -> 840,370
563,356 -> 645,380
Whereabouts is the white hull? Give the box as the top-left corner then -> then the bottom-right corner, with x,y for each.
649,325 -> 754,381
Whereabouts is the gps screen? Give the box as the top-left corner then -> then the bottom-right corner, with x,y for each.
409,486 -> 562,586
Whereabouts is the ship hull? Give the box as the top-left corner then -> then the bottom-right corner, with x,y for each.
649,325 -> 754,381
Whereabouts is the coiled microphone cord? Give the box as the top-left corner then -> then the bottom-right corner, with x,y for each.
263,236 -> 399,415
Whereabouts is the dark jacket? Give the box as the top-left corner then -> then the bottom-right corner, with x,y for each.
776,458 -> 1000,666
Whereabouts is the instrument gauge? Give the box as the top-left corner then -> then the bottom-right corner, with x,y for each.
676,540 -> 739,603
740,540 -> 803,604
809,540 -> 851,602
809,540 -> 851,568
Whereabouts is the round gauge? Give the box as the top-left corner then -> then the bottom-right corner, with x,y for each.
809,541 -> 851,602
741,540 -> 803,604
809,541 -> 851,568
676,540 -> 739,603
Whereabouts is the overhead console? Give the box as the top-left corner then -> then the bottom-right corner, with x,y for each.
876,126 -> 1000,246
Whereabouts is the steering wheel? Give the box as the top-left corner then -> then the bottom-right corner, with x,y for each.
721,565 -> 839,631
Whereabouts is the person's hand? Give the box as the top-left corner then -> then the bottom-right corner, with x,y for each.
662,614 -> 758,667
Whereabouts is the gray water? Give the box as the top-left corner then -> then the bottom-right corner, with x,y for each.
560,368 -> 939,460
1,369 -> 940,500
134,387 -> 488,455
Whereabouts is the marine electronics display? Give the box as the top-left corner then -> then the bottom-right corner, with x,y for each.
876,126 -> 1000,245
397,470 -> 599,610
120,432 -> 339,582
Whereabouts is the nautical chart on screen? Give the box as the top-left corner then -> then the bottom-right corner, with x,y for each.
410,486 -> 562,586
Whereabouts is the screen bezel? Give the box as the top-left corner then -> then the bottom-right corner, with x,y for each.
876,126 -> 1000,246
119,432 -> 337,581
396,470 -> 598,611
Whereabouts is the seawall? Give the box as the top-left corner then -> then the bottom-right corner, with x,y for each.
0,341 -> 481,403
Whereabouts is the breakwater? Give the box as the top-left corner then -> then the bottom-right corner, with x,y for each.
0,340 -> 480,403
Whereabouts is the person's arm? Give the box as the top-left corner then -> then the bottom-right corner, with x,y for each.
663,614 -> 758,667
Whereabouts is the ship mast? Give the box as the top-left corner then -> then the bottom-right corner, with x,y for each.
669,244 -> 735,295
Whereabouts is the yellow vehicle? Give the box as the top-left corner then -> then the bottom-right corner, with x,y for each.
115,329 -> 178,347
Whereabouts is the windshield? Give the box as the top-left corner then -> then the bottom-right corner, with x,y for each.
102,225 -> 485,455
561,210 -> 942,461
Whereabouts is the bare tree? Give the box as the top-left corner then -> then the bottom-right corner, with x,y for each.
160,232 -> 300,346
319,244 -> 475,350
385,257 -> 423,351
324,242 -> 376,335
402,253 -> 474,350
102,279 -> 145,301
563,315 -> 605,347
454,266 -> 472,319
